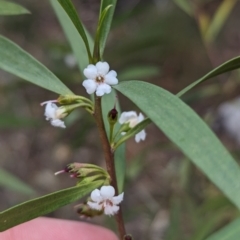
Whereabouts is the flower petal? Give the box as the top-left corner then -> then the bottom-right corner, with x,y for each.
112,192 -> 124,205
83,64 -> 98,79
45,102 -> 58,120
138,112 -> 144,123
106,70 -> 117,78
82,79 -> 98,94
105,70 -> 118,85
91,189 -> 102,202
135,130 -> 146,143
105,78 -> 118,86
51,119 -> 66,128
96,62 -> 109,75
87,201 -> 103,211
104,205 -> 119,216
96,83 -> 111,96
119,111 -> 137,124
100,186 -> 115,199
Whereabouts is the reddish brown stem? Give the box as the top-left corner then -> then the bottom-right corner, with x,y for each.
94,96 -> 126,239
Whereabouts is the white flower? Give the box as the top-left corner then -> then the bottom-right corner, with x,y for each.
82,62 -> 118,97
41,100 -> 66,128
119,111 -> 146,143
87,186 -> 124,216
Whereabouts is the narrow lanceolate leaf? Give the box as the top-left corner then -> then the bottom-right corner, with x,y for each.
173,0 -> 193,16
204,0 -> 237,43
57,0 -> 92,62
51,0 -> 93,73
114,118 -> 151,149
0,1 -> 30,15
0,180 -> 103,232
93,5 -> 113,61
206,218 -> 240,240
102,90 -> 126,193
0,169 -> 35,195
0,36 -> 73,95
98,0 -> 117,57
115,81 -> 240,209
177,56 -> 240,97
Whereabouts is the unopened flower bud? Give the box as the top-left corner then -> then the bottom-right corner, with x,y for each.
108,107 -> 118,125
55,163 -> 110,184
74,203 -> 103,218
58,95 -> 91,105
124,234 -> 133,240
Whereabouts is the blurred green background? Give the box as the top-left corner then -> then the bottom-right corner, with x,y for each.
1,0 -> 240,239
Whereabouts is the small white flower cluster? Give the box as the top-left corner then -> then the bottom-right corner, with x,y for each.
41,61 -> 146,142
41,101 -> 67,128
119,111 -> 146,142
87,185 -> 124,216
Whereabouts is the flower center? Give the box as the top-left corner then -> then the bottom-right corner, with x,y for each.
96,75 -> 104,83
105,199 -> 113,206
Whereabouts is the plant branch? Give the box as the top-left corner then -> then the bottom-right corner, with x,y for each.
94,96 -> 126,239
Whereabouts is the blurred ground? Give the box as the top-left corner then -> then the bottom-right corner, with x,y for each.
1,0 -> 240,239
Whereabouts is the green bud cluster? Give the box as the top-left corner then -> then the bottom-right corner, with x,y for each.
61,163 -> 110,185
74,202 -> 103,218
57,94 -> 94,114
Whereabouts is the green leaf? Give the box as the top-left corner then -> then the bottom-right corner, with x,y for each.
114,118 -> 151,149
93,5 -> 113,61
166,199 -> 182,240
191,209 -> 230,240
205,218 -> 240,240
102,91 -> 126,193
177,57 -> 240,97
204,0 -> 237,43
177,56 -> 240,97
114,81 -> 240,209
0,35 -> 72,95
0,169 -> 35,195
173,0 -> 192,16
0,0 -> 30,15
114,144 -> 125,193
0,180 -> 103,232
118,65 -> 160,81
57,0 -> 92,62
51,0 -> 93,74
98,0 -> 117,57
